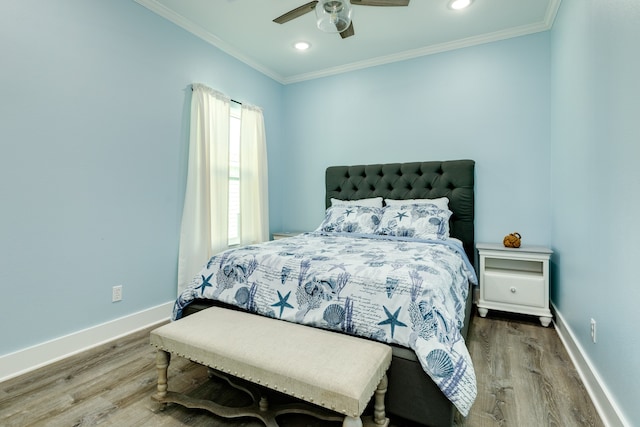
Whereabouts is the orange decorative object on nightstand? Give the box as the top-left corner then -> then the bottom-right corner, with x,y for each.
503,232 -> 522,248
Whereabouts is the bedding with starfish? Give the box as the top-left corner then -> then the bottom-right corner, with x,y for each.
173,231 -> 478,416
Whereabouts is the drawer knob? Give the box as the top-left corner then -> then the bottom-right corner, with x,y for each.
510,287 -> 517,293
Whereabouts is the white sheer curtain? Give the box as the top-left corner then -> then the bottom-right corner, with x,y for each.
177,84 -> 230,294
239,104 -> 269,245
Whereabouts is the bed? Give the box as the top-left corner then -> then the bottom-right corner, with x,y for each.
176,160 -> 477,427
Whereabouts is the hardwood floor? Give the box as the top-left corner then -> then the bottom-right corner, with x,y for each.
0,311 -> 604,427
455,312 -> 603,427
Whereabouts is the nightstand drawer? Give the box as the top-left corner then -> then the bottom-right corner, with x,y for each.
484,270 -> 545,308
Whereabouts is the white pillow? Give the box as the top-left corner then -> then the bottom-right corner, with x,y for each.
384,197 -> 449,210
330,197 -> 383,208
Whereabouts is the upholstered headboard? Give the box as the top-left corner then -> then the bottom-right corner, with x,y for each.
325,160 -> 475,265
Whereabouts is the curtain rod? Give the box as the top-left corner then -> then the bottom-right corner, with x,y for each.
190,86 -> 241,105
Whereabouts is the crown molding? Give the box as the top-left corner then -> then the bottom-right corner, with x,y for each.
545,0 -> 562,28
135,0 -> 562,85
134,0 -> 287,84
283,21 -> 555,84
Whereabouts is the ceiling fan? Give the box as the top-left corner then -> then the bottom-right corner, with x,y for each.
273,0 -> 410,39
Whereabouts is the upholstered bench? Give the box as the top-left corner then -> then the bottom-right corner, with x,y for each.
149,307 -> 392,427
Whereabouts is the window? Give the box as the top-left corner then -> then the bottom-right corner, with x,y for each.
228,103 -> 241,246
179,84 -> 268,294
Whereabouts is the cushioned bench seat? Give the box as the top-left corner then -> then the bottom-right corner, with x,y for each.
150,307 -> 393,427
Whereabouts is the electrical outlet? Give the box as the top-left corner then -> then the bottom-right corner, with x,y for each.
590,318 -> 597,343
112,285 -> 123,302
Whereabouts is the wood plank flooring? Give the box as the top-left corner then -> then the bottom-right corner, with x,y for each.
455,312 -> 603,427
0,311 -> 604,427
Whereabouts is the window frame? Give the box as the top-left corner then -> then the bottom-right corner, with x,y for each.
227,103 -> 241,246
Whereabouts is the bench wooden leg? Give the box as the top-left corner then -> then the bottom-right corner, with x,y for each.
373,374 -> 388,425
151,350 -> 170,411
362,374 -> 390,427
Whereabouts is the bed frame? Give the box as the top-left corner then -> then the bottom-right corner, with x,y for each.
184,159 -> 475,427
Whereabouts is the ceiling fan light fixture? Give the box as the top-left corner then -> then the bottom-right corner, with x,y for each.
315,0 -> 352,33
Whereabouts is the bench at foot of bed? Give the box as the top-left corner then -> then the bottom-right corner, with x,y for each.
149,307 -> 392,427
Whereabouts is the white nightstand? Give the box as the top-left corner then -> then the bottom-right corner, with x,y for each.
272,231 -> 302,240
476,243 -> 553,327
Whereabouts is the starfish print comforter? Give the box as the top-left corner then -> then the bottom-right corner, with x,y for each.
173,231 -> 478,416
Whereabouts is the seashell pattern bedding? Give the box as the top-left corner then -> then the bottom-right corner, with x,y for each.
173,232 -> 478,416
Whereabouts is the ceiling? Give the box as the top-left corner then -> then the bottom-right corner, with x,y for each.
135,0 -> 560,84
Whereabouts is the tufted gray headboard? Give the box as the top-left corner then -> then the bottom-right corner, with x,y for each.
325,160 -> 475,265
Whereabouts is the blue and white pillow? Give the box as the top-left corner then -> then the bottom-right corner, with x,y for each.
378,204 -> 452,239
316,206 -> 383,234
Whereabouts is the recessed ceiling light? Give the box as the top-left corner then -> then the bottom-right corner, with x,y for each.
294,41 -> 311,51
448,0 -> 473,10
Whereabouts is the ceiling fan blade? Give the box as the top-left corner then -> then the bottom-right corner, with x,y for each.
273,1 -> 319,24
339,21 -> 355,39
350,0 -> 409,6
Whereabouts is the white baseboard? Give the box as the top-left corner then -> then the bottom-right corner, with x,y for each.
0,301 -> 174,383
551,303 -> 630,427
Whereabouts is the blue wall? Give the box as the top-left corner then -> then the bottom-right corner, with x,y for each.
275,33 -> 551,247
2,0 -> 636,423
0,0 -> 283,354
550,0 -> 639,423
